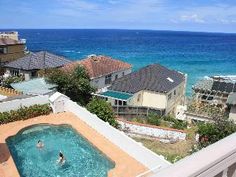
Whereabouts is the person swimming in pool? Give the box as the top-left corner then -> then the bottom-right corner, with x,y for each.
36,140 -> 44,148
57,151 -> 66,164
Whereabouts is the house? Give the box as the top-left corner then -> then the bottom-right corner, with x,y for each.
96,64 -> 187,115
192,76 -> 236,105
0,32 -> 27,74
3,51 -> 71,80
62,55 -> 132,90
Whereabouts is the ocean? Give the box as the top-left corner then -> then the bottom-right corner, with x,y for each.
7,29 -> 236,95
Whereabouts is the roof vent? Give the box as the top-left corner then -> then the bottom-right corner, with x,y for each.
167,77 -> 174,83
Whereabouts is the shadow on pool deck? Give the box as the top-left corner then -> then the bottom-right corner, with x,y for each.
0,143 -> 10,164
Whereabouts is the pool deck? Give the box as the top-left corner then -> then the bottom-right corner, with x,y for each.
0,112 -> 148,177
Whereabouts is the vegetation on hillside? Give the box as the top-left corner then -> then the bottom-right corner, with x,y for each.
196,118 -> 236,148
131,113 -> 188,130
187,101 -> 228,118
86,97 -> 118,127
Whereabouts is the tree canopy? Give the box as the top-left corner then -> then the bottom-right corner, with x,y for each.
45,66 -> 95,106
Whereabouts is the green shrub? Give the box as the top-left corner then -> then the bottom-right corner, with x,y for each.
197,119 -> 236,148
172,120 -> 188,130
131,117 -> 146,124
2,75 -> 24,88
147,113 -> 161,126
86,97 -> 118,127
0,104 -> 52,125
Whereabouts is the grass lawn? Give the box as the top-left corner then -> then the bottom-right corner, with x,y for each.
132,127 -> 198,163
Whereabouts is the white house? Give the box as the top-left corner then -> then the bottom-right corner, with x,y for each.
62,55 -> 132,90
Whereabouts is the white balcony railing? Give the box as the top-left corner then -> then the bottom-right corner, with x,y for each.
149,132 -> 236,177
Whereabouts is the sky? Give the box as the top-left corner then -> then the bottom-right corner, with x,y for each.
0,0 -> 236,33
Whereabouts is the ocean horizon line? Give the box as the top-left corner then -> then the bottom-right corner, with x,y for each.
0,28 -> 236,35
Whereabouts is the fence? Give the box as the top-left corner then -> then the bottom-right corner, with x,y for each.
0,95 -> 49,112
64,99 -> 170,170
186,112 -> 214,122
0,86 -> 22,96
112,105 -> 165,119
118,119 -> 186,141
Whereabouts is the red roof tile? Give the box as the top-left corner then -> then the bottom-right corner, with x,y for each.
62,55 -> 132,78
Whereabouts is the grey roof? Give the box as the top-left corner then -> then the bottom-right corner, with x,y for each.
193,79 -> 236,93
227,93 -> 236,105
11,78 -> 57,95
4,51 -> 71,70
109,64 -> 185,94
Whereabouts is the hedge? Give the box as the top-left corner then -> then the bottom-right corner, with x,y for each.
0,104 -> 52,125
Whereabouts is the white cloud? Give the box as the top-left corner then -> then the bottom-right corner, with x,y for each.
180,14 -> 205,23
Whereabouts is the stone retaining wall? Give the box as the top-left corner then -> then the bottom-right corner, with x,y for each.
118,119 -> 186,141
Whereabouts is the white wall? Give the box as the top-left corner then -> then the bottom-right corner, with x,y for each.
5,68 -> 32,81
229,106 -> 236,122
90,68 -> 132,89
64,99 -> 170,170
0,95 -> 49,112
118,120 -> 186,140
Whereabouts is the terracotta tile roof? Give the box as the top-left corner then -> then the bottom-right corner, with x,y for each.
62,55 -> 132,78
0,38 -> 23,46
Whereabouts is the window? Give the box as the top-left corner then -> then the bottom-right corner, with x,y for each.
123,101 -> 127,106
174,90 -> 176,96
11,69 -> 19,76
168,93 -> 172,100
0,47 -> 7,54
115,100 -> 118,105
115,74 -> 118,80
118,100 -> 122,105
31,71 -> 37,77
122,72 -> 125,76
105,74 -> 112,85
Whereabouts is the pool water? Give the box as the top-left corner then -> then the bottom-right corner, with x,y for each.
6,125 -> 114,177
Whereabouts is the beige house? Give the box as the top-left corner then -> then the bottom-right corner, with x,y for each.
62,55 -> 132,90
96,64 -> 187,115
0,32 -> 27,75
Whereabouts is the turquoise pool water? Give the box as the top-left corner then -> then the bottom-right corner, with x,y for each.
6,125 -> 114,177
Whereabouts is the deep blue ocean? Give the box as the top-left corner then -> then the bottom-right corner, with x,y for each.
4,29 -> 236,95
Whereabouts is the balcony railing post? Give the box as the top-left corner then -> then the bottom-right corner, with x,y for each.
222,168 -> 228,177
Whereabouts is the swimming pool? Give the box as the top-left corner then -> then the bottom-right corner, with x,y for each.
6,124 -> 114,177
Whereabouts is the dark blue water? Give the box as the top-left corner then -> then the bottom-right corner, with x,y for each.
3,29 -> 236,95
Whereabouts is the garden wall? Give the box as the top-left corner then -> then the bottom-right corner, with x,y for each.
0,95 -> 49,112
118,119 -> 186,141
